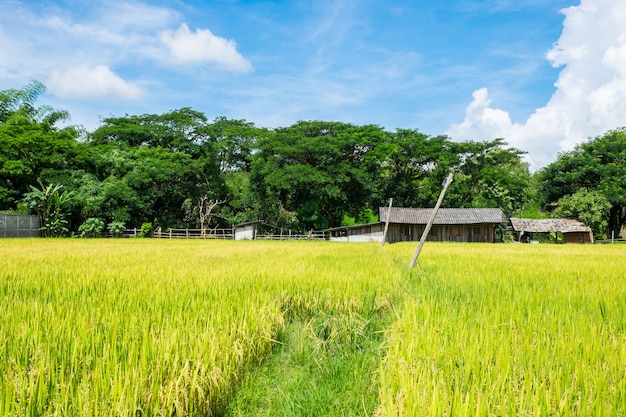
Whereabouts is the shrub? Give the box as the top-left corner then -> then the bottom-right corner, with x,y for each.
107,221 -> 126,238
78,218 -> 105,237
140,222 -> 153,238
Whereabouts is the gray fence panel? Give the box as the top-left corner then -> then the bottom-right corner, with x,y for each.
0,214 -> 41,238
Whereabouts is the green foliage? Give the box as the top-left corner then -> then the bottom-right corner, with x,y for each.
78,217 -> 106,237
552,188 -> 611,239
449,138 -> 530,216
0,82 -> 82,209
540,128 -> 626,237
341,207 -> 378,226
0,202 -> 28,215
0,80 -> 576,235
251,121 -> 388,230
23,182 -> 74,237
140,222 -> 153,238
107,221 -> 126,237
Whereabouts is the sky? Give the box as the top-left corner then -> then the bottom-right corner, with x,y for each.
1,0 -> 625,169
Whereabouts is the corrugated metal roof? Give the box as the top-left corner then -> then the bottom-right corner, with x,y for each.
509,218 -> 591,233
379,207 -> 507,225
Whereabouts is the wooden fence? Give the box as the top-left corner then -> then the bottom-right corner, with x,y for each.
120,227 -> 327,240
255,232 -> 326,240
151,228 -> 234,239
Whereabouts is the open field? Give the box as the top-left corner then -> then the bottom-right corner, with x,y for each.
1,240 -> 625,416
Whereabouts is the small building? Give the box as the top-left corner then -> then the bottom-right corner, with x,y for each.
0,214 -> 41,238
324,207 -> 507,243
509,218 -> 593,243
233,221 -> 263,240
324,222 -> 385,243
381,207 -> 507,243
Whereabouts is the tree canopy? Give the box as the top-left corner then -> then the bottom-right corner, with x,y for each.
13,81 -> 626,238
539,128 -> 626,237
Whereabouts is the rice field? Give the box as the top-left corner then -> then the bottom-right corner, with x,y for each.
378,243 -> 626,416
1,239 -> 625,416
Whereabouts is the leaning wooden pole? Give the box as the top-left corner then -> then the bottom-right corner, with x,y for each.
381,198 -> 393,247
409,172 -> 454,270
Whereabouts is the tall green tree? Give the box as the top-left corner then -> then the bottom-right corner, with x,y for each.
0,81 -> 83,208
552,189 -> 611,239
24,182 -> 74,237
380,133 -> 530,216
381,130 -> 460,208
450,138 -> 530,216
80,143 -> 200,227
88,111 -> 228,227
90,108 -> 208,155
251,121 -> 386,230
539,128 -> 626,237
0,82 -> 83,209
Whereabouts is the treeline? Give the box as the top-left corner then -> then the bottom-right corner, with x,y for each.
1,81 -> 624,238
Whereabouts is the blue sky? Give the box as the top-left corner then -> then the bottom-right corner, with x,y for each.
1,0 -> 625,168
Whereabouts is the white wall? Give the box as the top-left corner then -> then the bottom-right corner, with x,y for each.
234,224 -> 255,240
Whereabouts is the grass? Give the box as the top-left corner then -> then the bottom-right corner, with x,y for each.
377,243 -> 626,416
1,239 -> 625,416
0,239 -> 407,416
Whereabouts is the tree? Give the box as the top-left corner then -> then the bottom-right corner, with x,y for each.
90,108 -> 208,155
552,189 -> 611,239
539,128 -> 626,237
381,130 -> 460,208
451,138 -> 530,216
0,82 -> 83,209
88,111 -> 226,227
207,116 -> 263,173
250,121 -> 386,230
379,133 -> 530,216
24,182 -> 74,237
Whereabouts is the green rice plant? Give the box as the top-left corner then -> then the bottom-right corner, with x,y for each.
376,243 -> 626,417
0,239 -> 407,416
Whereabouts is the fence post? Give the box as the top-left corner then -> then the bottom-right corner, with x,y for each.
409,172 -> 454,270
382,197 -> 393,246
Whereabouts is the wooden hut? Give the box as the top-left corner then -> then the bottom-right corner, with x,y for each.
380,207 -> 507,243
324,222 -> 385,242
509,218 -> 593,243
324,207 -> 507,243
233,221 -> 263,240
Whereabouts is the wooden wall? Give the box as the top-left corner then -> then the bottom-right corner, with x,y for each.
386,223 -> 496,243
328,223 -> 385,242
562,231 -> 593,244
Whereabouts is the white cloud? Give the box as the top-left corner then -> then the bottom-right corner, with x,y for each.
47,64 -> 145,100
159,24 -> 253,72
446,0 -> 626,169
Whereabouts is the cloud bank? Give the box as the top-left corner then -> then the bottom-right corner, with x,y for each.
447,0 -> 626,169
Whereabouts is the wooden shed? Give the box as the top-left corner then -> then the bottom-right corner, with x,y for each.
379,207 -> 507,243
509,218 -> 593,243
324,207 -> 507,243
233,221 -> 263,240
324,222 -> 385,242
